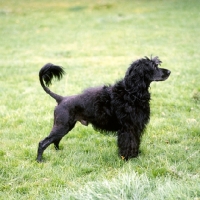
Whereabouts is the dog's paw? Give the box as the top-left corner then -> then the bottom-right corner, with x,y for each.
121,156 -> 125,160
121,155 -> 129,161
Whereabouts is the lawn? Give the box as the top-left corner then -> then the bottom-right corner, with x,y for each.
0,0 -> 199,199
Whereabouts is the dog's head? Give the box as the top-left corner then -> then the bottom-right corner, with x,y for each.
124,56 -> 171,89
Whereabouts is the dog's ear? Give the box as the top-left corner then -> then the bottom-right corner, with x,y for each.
124,62 -> 146,91
124,68 -> 138,89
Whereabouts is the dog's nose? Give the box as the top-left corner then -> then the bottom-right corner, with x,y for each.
167,70 -> 171,75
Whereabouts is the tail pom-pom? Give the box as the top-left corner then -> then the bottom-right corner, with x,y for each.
39,63 -> 65,87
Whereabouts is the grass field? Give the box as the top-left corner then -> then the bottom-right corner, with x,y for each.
0,0 -> 200,199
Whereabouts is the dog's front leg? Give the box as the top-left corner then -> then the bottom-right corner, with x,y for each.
117,130 -> 140,161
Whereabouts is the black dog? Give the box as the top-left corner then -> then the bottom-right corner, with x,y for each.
36,56 -> 170,162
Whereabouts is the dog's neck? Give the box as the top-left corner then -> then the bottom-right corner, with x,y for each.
127,90 -> 150,102
123,81 -> 151,102
130,92 -> 150,102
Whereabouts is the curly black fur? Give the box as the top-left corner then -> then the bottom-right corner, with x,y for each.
36,56 -> 171,162
39,63 -> 65,87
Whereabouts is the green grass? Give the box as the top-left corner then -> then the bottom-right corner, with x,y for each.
0,0 -> 200,199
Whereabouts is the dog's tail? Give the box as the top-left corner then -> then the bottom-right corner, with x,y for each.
39,63 -> 65,103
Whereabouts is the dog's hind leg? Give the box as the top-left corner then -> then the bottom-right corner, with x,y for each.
117,130 -> 140,161
53,122 -> 76,150
36,122 -> 76,162
36,127 -> 66,162
54,139 -> 62,150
